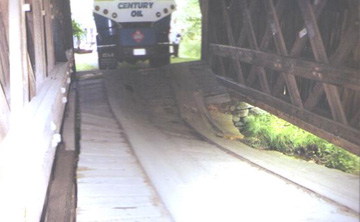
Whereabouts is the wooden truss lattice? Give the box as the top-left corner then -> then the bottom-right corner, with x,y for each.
203,0 -> 360,155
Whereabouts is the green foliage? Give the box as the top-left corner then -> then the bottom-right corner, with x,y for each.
175,0 -> 202,59
171,57 -> 198,64
74,53 -> 97,71
72,19 -> 86,41
242,112 -> 360,174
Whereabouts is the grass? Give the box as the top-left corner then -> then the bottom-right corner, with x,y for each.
74,52 -> 98,71
241,112 -> 360,174
179,38 -> 201,59
74,50 -> 199,72
171,57 -> 199,63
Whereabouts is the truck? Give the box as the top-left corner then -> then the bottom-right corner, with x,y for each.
93,0 -> 177,69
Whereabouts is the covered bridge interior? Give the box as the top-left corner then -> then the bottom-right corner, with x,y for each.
202,0 -> 360,154
0,0 -> 359,221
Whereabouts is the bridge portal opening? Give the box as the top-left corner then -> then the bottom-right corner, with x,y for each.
70,0 -> 202,71
170,0 -> 202,62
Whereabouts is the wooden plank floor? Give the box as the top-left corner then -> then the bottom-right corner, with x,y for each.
76,77 -> 172,222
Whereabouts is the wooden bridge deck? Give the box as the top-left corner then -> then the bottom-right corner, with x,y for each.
0,0 -> 359,221
76,78 -> 172,222
57,65 -> 359,222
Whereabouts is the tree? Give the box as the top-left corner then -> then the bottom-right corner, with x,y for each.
72,19 -> 86,49
174,0 -> 202,58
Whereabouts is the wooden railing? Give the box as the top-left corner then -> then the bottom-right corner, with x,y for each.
202,0 -> 360,155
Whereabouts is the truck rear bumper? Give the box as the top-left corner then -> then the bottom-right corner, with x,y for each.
119,44 -> 173,60
97,43 -> 173,63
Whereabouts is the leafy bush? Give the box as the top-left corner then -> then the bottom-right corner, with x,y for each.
72,19 -> 86,48
174,0 -> 202,59
242,112 -> 360,174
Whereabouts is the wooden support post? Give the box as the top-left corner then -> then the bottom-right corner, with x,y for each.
44,0 -> 55,73
208,6 -> 226,78
297,0 -> 348,125
9,0 -> 29,121
63,0 -> 74,50
209,28 -> 226,77
200,0 -> 209,61
32,0 -> 47,90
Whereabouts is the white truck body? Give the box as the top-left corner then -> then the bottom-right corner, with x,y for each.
93,0 -> 177,23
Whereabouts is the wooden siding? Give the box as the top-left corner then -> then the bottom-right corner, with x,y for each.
0,0 -> 74,220
0,0 -> 10,141
0,0 -> 73,141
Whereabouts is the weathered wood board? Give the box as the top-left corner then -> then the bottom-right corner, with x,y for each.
76,78 -> 173,222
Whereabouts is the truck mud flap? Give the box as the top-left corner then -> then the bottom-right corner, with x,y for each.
98,45 -> 118,70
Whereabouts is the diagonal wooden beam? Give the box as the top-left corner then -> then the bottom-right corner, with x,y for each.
303,17 -> 359,111
290,0 -> 328,57
234,1 -> 260,50
258,0 -> 287,50
240,1 -> 258,50
329,7 -> 359,65
330,28 -> 360,66
272,0 -> 328,96
297,0 -> 348,125
264,0 -> 303,108
225,1 -> 257,83
246,0 -> 286,86
240,0 -> 271,94
292,1 -> 358,110
221,0 -> 245,83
